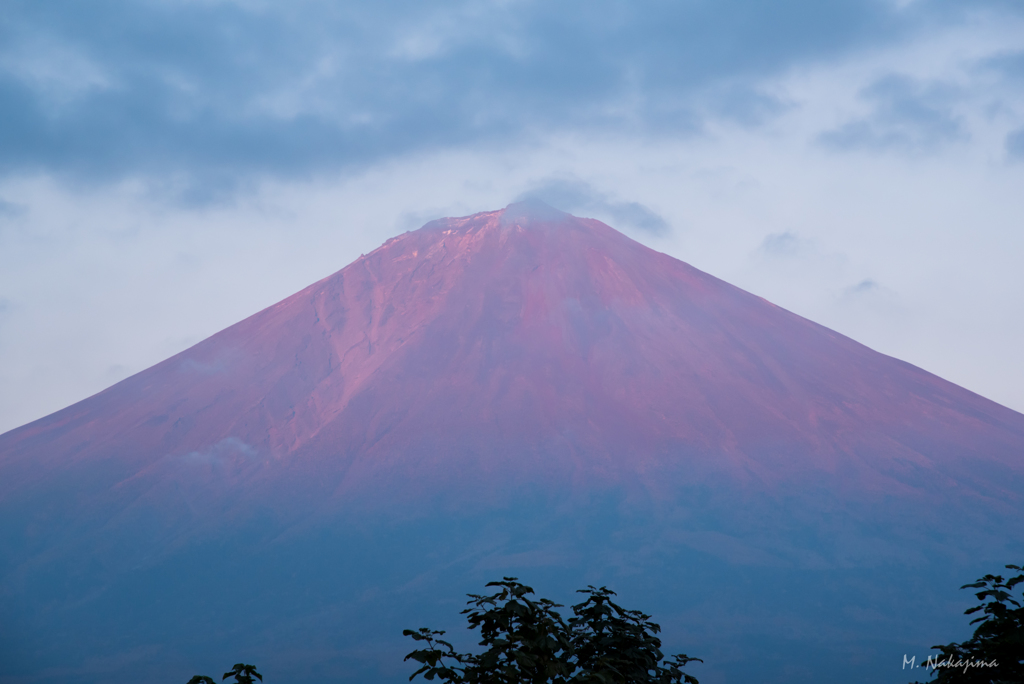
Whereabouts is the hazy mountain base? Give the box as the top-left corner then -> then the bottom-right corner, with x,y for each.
1,467 -> 1018,684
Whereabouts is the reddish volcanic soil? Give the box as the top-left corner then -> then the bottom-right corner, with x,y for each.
3,201 -> 1022,510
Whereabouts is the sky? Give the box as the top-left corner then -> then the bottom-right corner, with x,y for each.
1,0 -> 1023,434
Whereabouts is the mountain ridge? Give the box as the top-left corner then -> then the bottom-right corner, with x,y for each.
4,202 -> 1021,498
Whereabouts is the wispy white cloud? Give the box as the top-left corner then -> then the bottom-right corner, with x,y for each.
758,232 -> 810,258
516,178 -> 670,235
183,437 -> 258,465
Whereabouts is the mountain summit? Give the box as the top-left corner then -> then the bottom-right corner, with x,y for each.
2,204 -> 1023,684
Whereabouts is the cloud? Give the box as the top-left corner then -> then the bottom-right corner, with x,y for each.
1007,126 -> 1024,160
1,0 -> 1000,190
516,178 -> 669,235
183,437 -> 258,465
838,279 -> 902,311
707,85 -> 793,127
759,232 -> 808,257
104,363 -> 131,381
0,198 -> 26,218
179,356 -> 230,375
819,74 -> 966,152
978,49 -> 1024,83
844,279 -> 882,296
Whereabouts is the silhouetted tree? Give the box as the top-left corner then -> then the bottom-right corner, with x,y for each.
187,663 -> 262,684
223,664 -> 263,684
569,586 -> 699,684
911,563 -> 1023,683
405,577 -> 700,684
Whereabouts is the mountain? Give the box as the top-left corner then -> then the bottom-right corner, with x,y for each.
1,201 -> 1022,684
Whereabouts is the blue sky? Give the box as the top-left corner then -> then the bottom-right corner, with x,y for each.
1,0 -> 1024,432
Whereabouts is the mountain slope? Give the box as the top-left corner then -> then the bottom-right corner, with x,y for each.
1,201 -> 1022,684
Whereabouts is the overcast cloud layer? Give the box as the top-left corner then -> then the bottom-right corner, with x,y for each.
2,0 -> 1024,432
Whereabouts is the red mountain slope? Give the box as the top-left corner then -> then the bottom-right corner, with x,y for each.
3,201 -> 1023,511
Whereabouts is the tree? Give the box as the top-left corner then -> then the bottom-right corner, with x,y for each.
186,663 -> 262,684
912,563 -> 1023,684
405,577 -> 701,684
568,586 -> 699,684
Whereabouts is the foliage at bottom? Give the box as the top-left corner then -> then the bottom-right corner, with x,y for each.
404,577 -> 701,684
911,563 -> 1023,684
